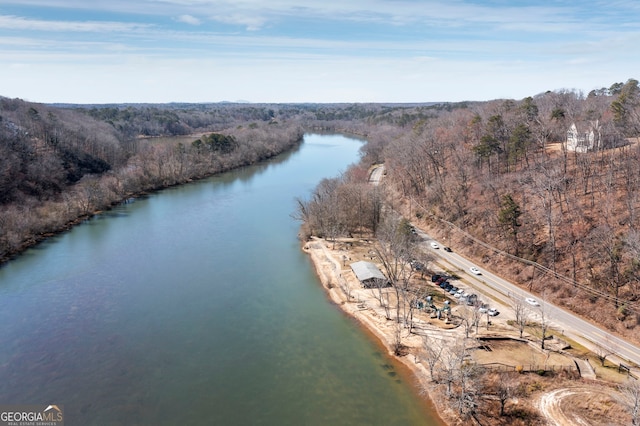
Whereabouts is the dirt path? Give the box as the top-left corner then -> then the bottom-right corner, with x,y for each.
538,388 -> 587,426
537,386 -> 625,426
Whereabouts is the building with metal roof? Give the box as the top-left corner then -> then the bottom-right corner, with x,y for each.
350,261 -> 388,288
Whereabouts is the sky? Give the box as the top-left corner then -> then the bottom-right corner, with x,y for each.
1,1 -> 639,104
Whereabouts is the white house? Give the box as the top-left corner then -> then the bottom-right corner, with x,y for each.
566,121 -> 600,153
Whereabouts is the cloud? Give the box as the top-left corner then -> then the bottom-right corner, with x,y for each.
209,13 -> 267,31
0,15 -> 153,33
176,14 -> 201,25
3,1 -> 636,36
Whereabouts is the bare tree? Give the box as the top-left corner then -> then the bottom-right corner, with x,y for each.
448,339 -> 482,419
456,362 -> 481,419
467,301 -> 483,334
440,338 -> 467,398
392,320 -> 404,356
494,372 -> 520,416
588,224 -> 625,308
370,277 -> 392,320
622,149 -> 640,230
620,378 -> 640,426
532,162 -> 564,271
457,305 -> 476,338
625,230 -> 640,298
594,335 -> 619,367
435,336 -> 482,419
538,300 -> 551,350
511,297 -> 530,339
421,335 -> 445,382
404,283 -> 431,334
375,215 -> 417,327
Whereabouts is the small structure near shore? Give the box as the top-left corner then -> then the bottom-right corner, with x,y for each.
350,261 -> 388,288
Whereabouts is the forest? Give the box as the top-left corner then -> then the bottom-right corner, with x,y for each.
2,79 -> 640,341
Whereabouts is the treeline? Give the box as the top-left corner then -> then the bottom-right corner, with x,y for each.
73,102 -> 445,138
299,79 -> 640,337
78,103 -> 285,138
0,97 -> 304,262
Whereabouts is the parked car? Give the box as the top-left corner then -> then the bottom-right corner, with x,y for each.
478,304 -> 488,314
431,274 -> 441,282
410,260 -> 424,271
466,294 -> 478,305
525,297 -> 540,306
469,266 -> 481,275
430,241 -> 439,249
488,308 -> 499,316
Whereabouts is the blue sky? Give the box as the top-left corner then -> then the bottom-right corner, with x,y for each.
1,0 -> 639,104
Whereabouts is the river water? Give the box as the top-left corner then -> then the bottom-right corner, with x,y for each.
0,134 -> 439,425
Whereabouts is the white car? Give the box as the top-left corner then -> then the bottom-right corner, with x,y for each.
430,241 -> 439,249
469,266 -> 481,275
488,308 -> 499,316
525,297 -> 540,307
478,304 -> 488,314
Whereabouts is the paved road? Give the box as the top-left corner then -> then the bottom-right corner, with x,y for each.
368,165 -> 385,186
415,227 -> 640,369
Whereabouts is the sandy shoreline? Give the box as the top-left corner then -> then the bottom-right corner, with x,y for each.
302,237 -> 450,425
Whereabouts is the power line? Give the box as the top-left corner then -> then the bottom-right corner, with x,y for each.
410,196 -> 640,315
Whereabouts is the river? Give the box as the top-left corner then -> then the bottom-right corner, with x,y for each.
0,134 -> 439,425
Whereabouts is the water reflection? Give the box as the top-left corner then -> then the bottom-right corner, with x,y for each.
0,134 -> 438,425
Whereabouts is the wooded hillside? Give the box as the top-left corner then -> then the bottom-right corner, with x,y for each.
298,79 -> 640,339
0,98 -> 305,262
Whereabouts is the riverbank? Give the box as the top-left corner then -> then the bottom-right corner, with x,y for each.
302,235 -> 639,426
302,237 -> 451,425
0,130 -> 303,265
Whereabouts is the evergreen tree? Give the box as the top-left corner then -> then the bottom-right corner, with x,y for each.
498,194 -> 522,255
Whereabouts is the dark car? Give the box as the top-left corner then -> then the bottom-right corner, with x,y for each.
431,274 -> 442,282
444,246 -> 452,253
